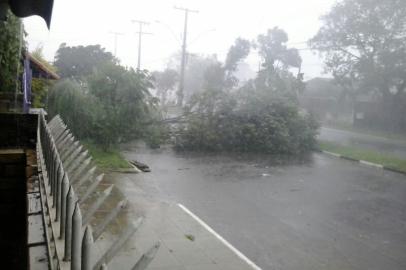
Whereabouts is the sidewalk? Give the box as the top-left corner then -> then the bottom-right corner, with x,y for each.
92,172 -> 259,270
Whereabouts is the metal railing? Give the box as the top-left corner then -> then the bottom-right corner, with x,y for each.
37,113 -> 159,270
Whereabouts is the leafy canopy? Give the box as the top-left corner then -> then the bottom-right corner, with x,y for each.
310,0 -> 406,131
0,10 -> 24,92
49,44 -> 160,149
54,44 -> 117,79
152,68 -> 178,105
176,29 -> 318,155
309,0 -> 406,97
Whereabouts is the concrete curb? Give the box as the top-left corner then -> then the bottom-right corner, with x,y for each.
320,150 -> 406,175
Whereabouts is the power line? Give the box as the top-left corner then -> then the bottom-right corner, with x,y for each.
131,20 -> 152,70
174,6 -> 199,106
154,20 -> 181,45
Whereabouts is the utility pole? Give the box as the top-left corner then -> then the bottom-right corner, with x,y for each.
109,31 -> 123,56
131,20 -> 152,70
174,6 -> 198,106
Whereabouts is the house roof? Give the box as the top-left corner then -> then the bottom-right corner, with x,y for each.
27,53 -> 60,80
7,0 -> 54,28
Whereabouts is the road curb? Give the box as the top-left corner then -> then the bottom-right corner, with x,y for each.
382,166 -> 406,175
320,150 -> 406,175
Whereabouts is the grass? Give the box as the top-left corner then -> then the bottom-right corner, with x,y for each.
324,122 -> 406,142
319,141 -> 406,173
82,141 -> 132,170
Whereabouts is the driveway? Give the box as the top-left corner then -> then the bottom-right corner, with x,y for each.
121,145 -> 406,270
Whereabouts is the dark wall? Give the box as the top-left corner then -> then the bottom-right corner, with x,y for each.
0,113 -> 38,148
0,150 -> 28,269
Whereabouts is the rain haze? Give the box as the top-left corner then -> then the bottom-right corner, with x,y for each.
2,0 -> 406,269
24,0 -> 334,80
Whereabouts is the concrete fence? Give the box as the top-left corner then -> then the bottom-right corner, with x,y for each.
37,113 -> 159,270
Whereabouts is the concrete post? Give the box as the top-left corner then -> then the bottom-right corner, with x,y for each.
60,174 -> 69,238
61,141 -> 79,162
71,203 -> 82,270
50,147 -> 57,187
60,139 -> 74,160
78,174 -> 104,204
93,218 -> 143,269
93,200 -> 127,241
64,146 -> 83,168
66,150 -> 89,174
58,133 -> 73,151
131,242 -> 161,270
53,166 -> 63,208
75,166 -> 97,188
64,186 -> 75,261
70,157 -> 92,184
55,170 -> 64,221
81,225 -> 94,270
82,185 -> 113,225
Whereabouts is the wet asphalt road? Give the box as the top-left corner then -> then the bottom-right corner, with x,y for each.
122,146 -> 406,270
319,127 -> 406,159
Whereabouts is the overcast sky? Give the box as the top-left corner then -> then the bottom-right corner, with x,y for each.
23,0 -> 336,80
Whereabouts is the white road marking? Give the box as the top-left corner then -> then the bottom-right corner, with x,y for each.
177,203 -> 262,270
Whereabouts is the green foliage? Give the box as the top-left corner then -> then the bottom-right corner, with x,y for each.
31,78 -> 52,108
48,57 -> 160,150
54,44 -> 117,79
87,63 -> 157,148
144,122 -> 170,149
47,79 -> 96,139
152,68 -> 178,105
0,10 -> 24,92
82,141 -> 131,170
176,29 -> 318,155
225,38 -> 250,71
31,46 -> 58,73
319,141 -> 406,173
255,27 -> 302,91
310,0 -> 406,130
177,87 -> 318,154
256,27 -> 302,70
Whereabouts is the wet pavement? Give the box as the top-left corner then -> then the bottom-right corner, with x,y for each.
98,191 -> 256,270
120,144 -> 406,270
319,127 -> 406,159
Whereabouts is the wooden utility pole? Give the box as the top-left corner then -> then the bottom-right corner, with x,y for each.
109,31 -> 123,56
174,6 -> 198,106
131,20 -> 152,70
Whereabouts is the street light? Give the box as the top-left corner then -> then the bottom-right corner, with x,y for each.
189,28 -> 216,46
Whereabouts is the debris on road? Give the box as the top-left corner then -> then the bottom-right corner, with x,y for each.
129,160 -> 151,172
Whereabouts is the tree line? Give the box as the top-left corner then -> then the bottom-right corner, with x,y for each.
309,0 -> 406,132
48,45 -> 163,149
4,0 -> 404,153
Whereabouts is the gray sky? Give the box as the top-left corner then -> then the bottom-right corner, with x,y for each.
24,0 -> 336,80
